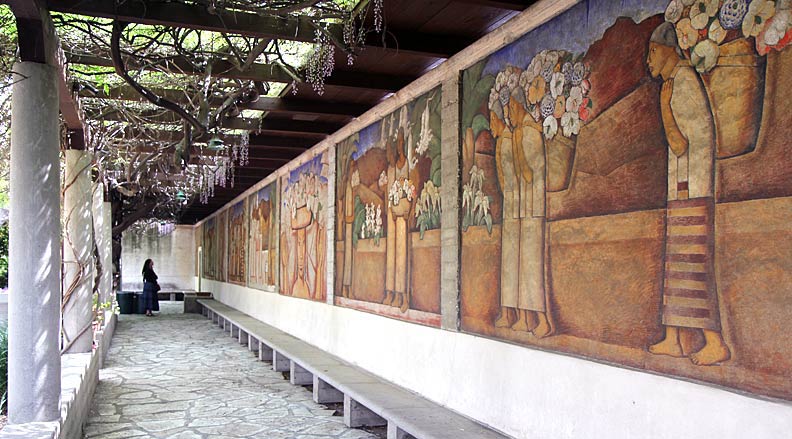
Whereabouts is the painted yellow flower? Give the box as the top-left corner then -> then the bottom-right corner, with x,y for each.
527,76 -> 547,105
675,18 -> 700,50
691,39 -> 720,73
708,19 -> 728,44
690,0 -> 719,30
742,0 -> 776,37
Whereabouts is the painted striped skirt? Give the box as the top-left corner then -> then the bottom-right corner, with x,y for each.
662,197 -> 721,331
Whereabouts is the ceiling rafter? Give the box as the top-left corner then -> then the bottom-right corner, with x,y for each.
80,85 -> 367,118
66,53 -> 413,92
47,0 -> 469,58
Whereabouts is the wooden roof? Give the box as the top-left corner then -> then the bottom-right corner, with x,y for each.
46,0 -> 537,224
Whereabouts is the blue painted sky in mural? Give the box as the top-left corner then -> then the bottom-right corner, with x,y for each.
231,199 -> 245,219
351,122 -> 384,160
256,183 -> 272,202
482,0 -> 667,76
288,153 -> 327,185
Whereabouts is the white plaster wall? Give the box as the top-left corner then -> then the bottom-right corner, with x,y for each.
204,279 -> 792,439
121,226 -> 195,291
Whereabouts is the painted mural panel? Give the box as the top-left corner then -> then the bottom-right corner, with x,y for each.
248,182 -> 279,290
280,153 -> 329,302
217,210 -> 228,283
227,200 -> 248,285
335,88 -> 442,326
460,0 -> 792,400
201,217 -> 217,280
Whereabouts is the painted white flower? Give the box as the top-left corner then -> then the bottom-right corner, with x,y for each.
665,0 -> 684,23
351,169 -> 360,187
676,17 -> 700,50
764,9 -> 791,46
709,19 -> 728,44
550,72 -> 565,98
742,0 -> 775,37
690,0 -> 719,30
691,39 -> 720,73
680,0 -> 695,5
542,115 -> 558,140
566,86 -> 583,113
561,111 -> 581,137
378,170 -> 388,188
526,52 -> 545,78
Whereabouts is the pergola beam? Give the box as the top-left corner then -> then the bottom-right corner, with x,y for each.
85,108 -> 342,135
452,0 -> 534,10
67,53 -> 412,92
80,85 -> 366,118
47,0 -> 466,58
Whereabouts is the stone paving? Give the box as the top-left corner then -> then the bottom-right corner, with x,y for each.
83,302 -> 378,439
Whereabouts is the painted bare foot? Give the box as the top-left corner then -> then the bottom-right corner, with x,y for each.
494,307 -> 512,328
532,312 -> 552,338
392,292 -> 403,309
400,294 -> 409,313
690,331 -> 730,366
382,291 -> 394,306
511,311 -> 530,332
648,327 -> 684,357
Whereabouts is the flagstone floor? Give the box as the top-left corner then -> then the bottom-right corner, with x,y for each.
83,302 -> 378,439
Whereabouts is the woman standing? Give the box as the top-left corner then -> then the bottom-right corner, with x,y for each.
142,259 -> 160,316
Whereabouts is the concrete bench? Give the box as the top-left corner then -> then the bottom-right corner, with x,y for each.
198,299 -> 509,439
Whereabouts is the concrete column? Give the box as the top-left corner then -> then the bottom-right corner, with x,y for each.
344,394 -> 386,428
102,201 -> 113,305
62,148 -> 95,353
272,351 -> 290,372
313,376 -> 344,404
91,184 -> 106,306
440,78 -> 461,331
290,362 -> 313,385
8,61 -> 62,424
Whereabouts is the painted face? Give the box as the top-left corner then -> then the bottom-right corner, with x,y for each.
646,42 -> 672,79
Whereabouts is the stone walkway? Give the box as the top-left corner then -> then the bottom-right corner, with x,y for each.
83,303 -> 378,439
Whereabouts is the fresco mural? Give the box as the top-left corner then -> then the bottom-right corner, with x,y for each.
460,0 -> 792,400
227,200 -> 247,285
201,216 -> 217,280
249,182 -> 279,290
217,210 -> 228,283
335,88 -> 442,326
280,153 -> 329,302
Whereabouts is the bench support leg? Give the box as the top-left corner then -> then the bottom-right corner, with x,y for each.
259,344 -> 273,362
239,330 -> 247,346
387,422 -> 415,439
248,335 -> 258,352
313,376 -> 343,404
344,394 -> 386,428
273,351 -> 290,372
290,362 -> 313,385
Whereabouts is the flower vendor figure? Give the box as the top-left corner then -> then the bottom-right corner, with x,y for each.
646,22 -> 730,366
489,65 -> 551,338
340,160 -> 357,299
383,107 -> 414,313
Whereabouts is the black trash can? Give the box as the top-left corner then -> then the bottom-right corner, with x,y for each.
135,292 -> 146,314
117,291 -> 134,315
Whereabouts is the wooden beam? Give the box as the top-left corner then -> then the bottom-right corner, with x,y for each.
451,0 -> 535,10
79,85 -> 368,117
109,127 -> 317,148
47,0 -> 466,58
85,108 -> 341,134
67,52 -> 413,92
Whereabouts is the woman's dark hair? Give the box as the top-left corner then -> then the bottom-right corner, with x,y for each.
142,259 -> 153,274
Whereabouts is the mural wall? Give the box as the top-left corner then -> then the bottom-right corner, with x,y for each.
227,200 -> 247,285
201,216 -> 217,280
459,0 -> 792,400
249,182 -> 279,290
335,88 -> 442,326
217,210 -> 228,282
280,153 -> 329,302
